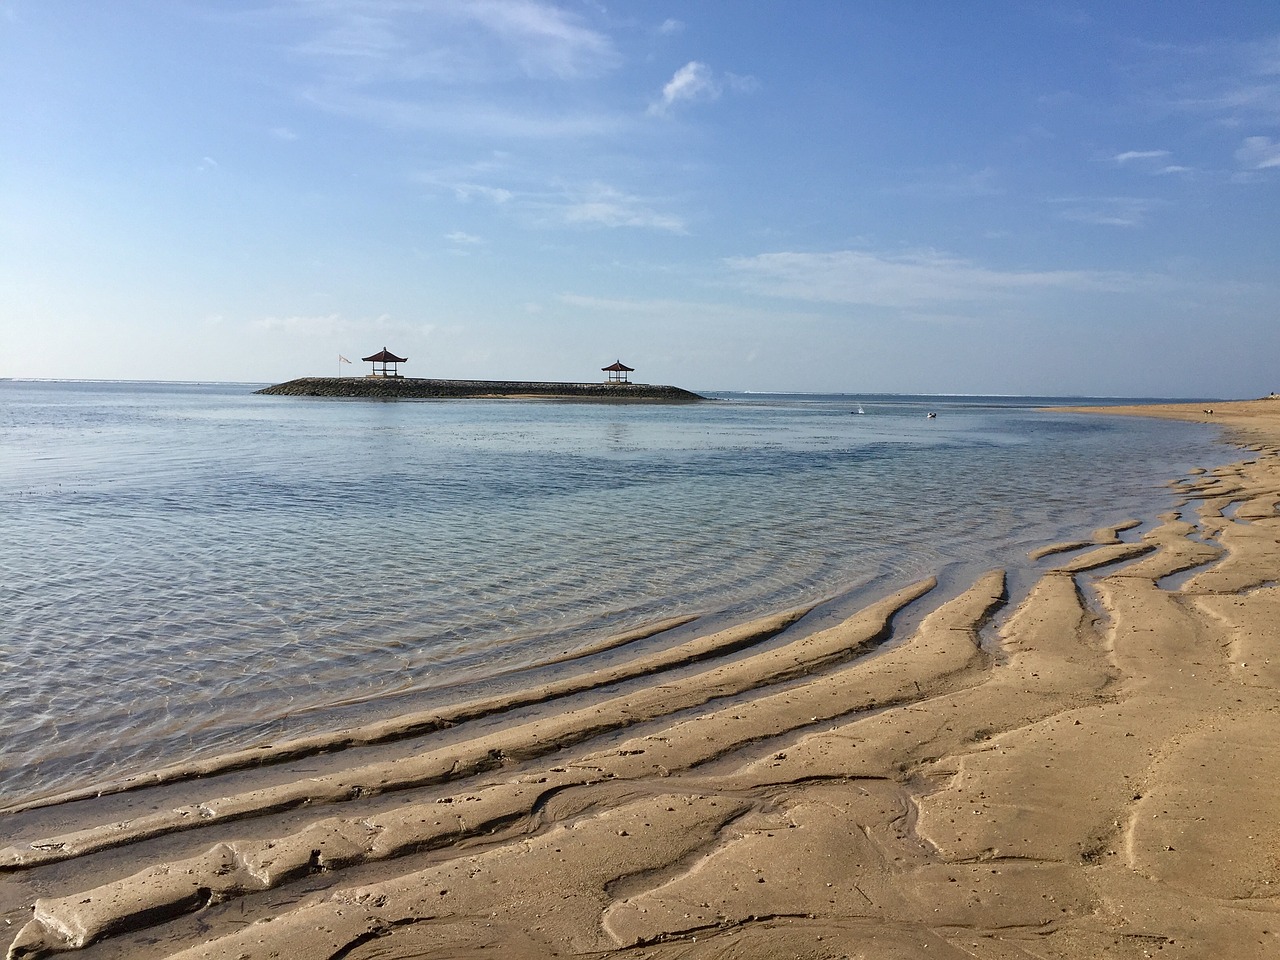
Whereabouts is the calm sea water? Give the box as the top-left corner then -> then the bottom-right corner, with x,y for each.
0,381 -> 1230,807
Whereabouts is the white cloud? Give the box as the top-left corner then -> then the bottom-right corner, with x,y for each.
451,182 -> 514,204
1183,84 -> 1280,124
255,312 -> 395,336
288,0 -> 618,82
1037,90 -> 1082,108
554,291 -> 823,332
445,230 -> 483,244
1105,151 -> 1190,177
293,9 -> 401,61
723,249 -> 1147,309
884,166 -> 1002,200
1158,34 -> 1280,128
659,18 -> 684,36
558,292 -> 689,314
1049,196 -> 1159,228
271,0 -> 629,140
1059,211 -> 1139,227
557,183 -> 686,233
646,61 -> 758,116
1257,35 -> 1280,76
1112,150 -> 1171,163
1236,136 -> 1280,169
648,61 -> 719,116
269,126 -> 299,141
419,165 -> 685,233
300,85 -> 628,139
416,157 -> 521,204
464,0 -> 619,79
1112,35 -> 1280,192
257,313 -> 348,335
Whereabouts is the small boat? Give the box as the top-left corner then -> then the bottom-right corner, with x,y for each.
856,405 -> 865,415
926,412 -> 937,419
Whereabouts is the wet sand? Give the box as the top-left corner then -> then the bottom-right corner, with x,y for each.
3,400 -> 1279,959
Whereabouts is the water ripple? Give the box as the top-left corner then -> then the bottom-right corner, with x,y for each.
0,382 -> 1231,805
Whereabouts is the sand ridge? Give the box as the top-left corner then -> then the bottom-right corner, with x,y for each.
2,400 -> 1279,959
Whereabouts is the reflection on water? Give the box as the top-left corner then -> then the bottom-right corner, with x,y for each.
0,382 -> 1230,805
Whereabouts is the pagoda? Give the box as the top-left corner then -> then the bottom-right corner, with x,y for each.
363,348 -> 407,378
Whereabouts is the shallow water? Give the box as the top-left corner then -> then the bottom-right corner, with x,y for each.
0,381 -> 1230,806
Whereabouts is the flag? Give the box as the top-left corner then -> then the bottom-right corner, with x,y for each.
339,355 -> 351,364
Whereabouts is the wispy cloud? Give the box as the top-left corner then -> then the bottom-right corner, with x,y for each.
1108,34 -> 1280,189
554,291 -> 824,334
287,0 -> 618,82
299,86 -> 628,139
451,182 -> 515,204
1111,149 -> 1171,164
293,7 -> 401,62
257,313 -> 347,336
1156,33 -> 1280,128
415,155 -> 523,202
1103,151 -> 1192,176
1048,196 -> 1159,227
445,231 -> 483,245
647,61 -> 755,117
559,292 -> 708,314
649,61 -> 718,116
723,248 -> 1150,309
255,312 -> 396,336
267,0 -> 626,139
1175,82 -> 1280,126
418,162 -> 685,233
1236,135 -> 1280,169
556,183 -> 686,232
884,166 -> 1002,200
475,0 -> 618,79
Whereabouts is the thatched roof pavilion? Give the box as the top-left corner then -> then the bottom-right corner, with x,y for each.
602,360 -> 634,383
363,348 -> 407,378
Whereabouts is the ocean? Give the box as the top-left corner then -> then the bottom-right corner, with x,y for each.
0,380 -> 1230,807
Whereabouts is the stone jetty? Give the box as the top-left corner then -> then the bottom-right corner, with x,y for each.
255,376 -> 705,402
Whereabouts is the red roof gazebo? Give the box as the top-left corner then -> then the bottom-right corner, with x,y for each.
363,347 -> 407,378
602,360 -> 634,384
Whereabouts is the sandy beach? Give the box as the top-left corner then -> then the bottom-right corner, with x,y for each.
2,400 -> 1278,960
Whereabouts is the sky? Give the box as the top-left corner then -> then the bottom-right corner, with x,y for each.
2,1 -> 1279,396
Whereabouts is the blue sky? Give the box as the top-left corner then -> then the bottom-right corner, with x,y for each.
3,1 -> 1279,395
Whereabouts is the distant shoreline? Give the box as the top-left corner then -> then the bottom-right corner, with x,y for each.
1056,395 -> 1280,447
255,376 -> 706,402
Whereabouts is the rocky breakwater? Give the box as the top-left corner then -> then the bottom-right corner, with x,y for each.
255,377 -> 705,402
